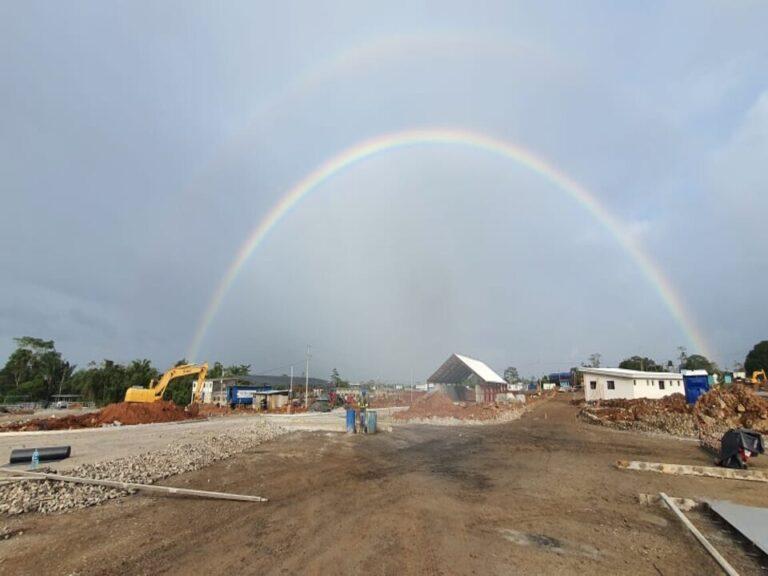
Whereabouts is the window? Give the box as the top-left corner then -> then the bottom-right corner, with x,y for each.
607,380 -> 615,390
658,380 -> 665,390
590,381 -> 597,390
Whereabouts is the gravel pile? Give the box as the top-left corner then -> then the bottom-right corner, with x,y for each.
0,421 -> 286,516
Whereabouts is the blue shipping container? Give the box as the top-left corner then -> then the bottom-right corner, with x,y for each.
683,374 -> 709,405
227,385 -> 271,406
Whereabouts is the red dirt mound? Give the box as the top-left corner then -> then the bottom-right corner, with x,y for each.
96,401 -> 193,426
369,392 -> 426,408
0,400 -> 196,432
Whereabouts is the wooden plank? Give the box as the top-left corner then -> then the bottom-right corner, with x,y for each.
0,468 -> 268,502
616,460 -> 768,483
659,492 -> 740,576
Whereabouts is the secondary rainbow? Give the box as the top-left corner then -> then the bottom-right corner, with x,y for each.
187,128 -> 710,361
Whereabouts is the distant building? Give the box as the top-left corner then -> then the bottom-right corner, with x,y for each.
579,367 -> 683,402
428,353 -> 506,403
548,372 -> 573,389
198,374 -> 329,405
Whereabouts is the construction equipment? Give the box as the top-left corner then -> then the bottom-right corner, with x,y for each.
124,363 -> 208,403
749,370 -> 767,385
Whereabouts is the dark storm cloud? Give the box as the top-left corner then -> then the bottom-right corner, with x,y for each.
1,1 -> 767,380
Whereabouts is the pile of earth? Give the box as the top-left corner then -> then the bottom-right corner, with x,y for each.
369,392 -> 426,408
580,385 -> 768,443
580,393 -> 696,437
392,391 -> 524,422
0,401 -> 196,432
693,385 -> 768,452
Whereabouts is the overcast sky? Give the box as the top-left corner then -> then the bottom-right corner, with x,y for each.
2,1 -> 767,381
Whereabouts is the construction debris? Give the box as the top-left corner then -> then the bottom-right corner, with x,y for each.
0,400 -> 196,432
580,385 -> 768,452
617,460 -> 768,483
579,393 -> 697,437
0,421 -> 286,515
637,493 -> 700,511
695,386 -> 768,454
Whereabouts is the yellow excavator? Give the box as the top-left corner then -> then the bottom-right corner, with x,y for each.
124,363 -> 209,405
749,370 -> 767,386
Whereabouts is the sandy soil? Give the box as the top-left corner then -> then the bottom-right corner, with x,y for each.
2,396 -> 768,575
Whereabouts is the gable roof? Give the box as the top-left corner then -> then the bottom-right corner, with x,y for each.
428,353 -> 506,385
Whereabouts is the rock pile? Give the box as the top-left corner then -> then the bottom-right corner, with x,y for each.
580,385 -> 768,446
694,385 -> 768,453
0,421 -> 286,515
580,394 -> 697,437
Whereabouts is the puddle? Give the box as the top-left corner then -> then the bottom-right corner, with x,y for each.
499,528 -> 599,559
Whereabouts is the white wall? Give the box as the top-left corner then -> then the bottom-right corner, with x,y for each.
583,372 -> 683,401
633,377 -> 684,399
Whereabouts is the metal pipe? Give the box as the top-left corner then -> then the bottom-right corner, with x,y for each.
0,468 -> 268,502
659,492 -> 740,576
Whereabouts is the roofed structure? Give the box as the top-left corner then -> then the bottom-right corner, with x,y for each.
427,353 -> 506,385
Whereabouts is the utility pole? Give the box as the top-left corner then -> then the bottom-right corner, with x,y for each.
289,365 -> 294,414
304,345 -> 311,408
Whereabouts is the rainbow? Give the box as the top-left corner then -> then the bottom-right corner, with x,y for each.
187,128 -> 710,361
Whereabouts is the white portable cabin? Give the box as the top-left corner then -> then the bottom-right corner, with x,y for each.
579,367 -> 684,402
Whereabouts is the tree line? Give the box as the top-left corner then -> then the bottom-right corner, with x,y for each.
0,337 -> 254,406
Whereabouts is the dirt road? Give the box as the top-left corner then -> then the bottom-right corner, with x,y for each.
3,396 -> 768,575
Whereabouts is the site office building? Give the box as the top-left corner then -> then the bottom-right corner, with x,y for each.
579,367 -> 684,402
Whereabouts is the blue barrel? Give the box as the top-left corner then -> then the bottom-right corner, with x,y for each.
345,408 -> 356,433
683,374 -> 710,404
366,410 -> 377,434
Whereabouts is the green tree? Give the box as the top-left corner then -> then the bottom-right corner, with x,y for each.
682,354 -> 717,373
208,361 -> 224,379
162,359 -> 197,406
504,366 -> 520,383
0,337 -> 71,402
746,341 -> 768,374
329,368 -> 347,388
68,359 -> 158,405
618,356 -> 664,372
224,364 -> 250,377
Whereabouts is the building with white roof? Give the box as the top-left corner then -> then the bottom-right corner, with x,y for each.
579,367 -> 684,402
428,353 -> 507,403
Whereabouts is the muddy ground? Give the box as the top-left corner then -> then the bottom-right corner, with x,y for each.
3,395 -> 768,575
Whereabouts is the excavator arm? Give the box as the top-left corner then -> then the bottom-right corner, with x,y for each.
125,363 -> 209,403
